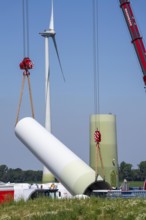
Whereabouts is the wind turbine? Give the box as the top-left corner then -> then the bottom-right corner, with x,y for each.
40,0 -> 65,183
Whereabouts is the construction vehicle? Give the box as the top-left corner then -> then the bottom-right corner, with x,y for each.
0,182 -> 72,204
119,0 -> 146,86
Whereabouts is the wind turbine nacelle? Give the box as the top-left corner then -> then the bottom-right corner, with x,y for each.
39,29 -> 56,38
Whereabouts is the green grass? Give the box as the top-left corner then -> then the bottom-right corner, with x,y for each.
0,197 -> 146,220
128,181 -> 144,187
119,181 -> 144,188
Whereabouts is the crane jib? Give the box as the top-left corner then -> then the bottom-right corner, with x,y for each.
120,0 -> 146,85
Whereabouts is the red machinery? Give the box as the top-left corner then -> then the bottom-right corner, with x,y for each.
0,186 -> 14,204
119,0 -> 146,85
20,57 -> 33,71
94,129 -> 101,143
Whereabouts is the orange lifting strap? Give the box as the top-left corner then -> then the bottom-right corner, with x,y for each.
15,57 -> 35,126
94,129 -> 105,180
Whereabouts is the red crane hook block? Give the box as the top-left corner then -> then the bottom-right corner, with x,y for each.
94,130 -> 101,143
19,57 -> 34,71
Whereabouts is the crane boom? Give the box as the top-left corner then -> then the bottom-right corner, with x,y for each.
119,0 -> 146,85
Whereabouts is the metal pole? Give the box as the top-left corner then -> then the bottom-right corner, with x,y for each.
45,37 -> 51,132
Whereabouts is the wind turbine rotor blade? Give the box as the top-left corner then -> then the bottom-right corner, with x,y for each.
49,0 -> 54,31
52,36 -> 65,81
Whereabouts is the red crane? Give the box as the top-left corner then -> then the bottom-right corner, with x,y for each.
119,0 -> 146,86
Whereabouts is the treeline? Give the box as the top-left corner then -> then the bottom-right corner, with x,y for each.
0,161 -> 146,183
119,161 -> 146,181
0,165 -> 42,183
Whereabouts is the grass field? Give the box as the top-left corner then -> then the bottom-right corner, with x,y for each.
0,196 -> 146,220
127,181 -> 144,187
121,181 -> 144,188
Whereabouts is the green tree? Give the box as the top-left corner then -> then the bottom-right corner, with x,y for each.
131,169 -> 141,181
119,161 -> 133,181
0,164 -> 8,181
0,165 -> 42,183
138,161 -> 146,181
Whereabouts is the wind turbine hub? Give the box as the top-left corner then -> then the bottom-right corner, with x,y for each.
49,29 -> 56,35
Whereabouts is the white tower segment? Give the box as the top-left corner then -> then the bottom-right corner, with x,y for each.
15,117 -> 110,196
39,0 -> 64,182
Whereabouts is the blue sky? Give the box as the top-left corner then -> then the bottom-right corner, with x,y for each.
0,0 -> 146,170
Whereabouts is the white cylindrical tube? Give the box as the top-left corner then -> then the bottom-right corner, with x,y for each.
15,117 -> 104,195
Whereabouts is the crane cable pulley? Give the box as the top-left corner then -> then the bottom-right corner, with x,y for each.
15,0 -> 35,126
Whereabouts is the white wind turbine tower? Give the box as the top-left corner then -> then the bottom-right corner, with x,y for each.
40,0 -> 65,183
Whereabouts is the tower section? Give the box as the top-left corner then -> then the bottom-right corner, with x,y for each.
90,114 -> 119,188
